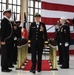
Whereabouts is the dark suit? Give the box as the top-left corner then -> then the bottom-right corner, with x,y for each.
1,17 -> 14,70
13,26 -> 22,64
60,22 -> 70,67
28,22 -> 48,71
55,27 -> 63,64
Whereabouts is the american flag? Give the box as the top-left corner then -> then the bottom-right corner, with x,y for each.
23,12 -> 27,28
21,12 -> 28,39
41,0 -> 74,39
41,0 -> 74,53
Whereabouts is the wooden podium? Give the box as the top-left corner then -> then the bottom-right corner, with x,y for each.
16,38 -> 28,70
49,38 -> 58,70
49,38 -> 56,46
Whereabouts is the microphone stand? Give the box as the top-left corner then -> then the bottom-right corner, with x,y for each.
46,25 -> 56,38
46,25 -> 55,31
46,25 -> 56,45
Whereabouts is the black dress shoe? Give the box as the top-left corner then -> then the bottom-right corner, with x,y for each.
30,70 -> 36,74
57,60 -> 59,62
37,70 -> 41,72
2,69 -> 12,72
60,66 -> 69,69
58,62 -> 62,65
13,62 -> 17,65
9,65 -> 14,68
8,69 -> 12,71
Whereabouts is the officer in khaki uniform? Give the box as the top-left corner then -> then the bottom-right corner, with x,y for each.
28,13 -> 48,74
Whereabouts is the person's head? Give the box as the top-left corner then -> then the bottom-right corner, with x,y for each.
57,21 -> 61,26
60,17 -> 67,25
34,13 -> 41,23
3,9 -> 12,19
15,20 -> 21,27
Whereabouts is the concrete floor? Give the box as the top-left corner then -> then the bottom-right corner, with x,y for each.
0,54 -> 74,75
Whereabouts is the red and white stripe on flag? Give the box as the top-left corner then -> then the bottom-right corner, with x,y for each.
41,0 -> 74,39
21,28 -> 28,39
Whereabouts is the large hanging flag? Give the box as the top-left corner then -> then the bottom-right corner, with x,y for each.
41,0 -> 74,54
41,0 -> 74,39
21,12 -> 28,39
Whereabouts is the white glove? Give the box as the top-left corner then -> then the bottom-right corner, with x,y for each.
14,37 -> 17,40
59,43 -> 62,45
65,42 -> 69,47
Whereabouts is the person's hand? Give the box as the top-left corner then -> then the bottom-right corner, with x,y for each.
44,45 -> 48,48
1,42 -> 6,45
28,44 -> 31,47
14,26 -> 17,30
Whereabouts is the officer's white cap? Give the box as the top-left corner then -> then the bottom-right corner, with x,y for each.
60,17 -> 69,23
60,17 -> 67,20
3,9 -> 12,14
